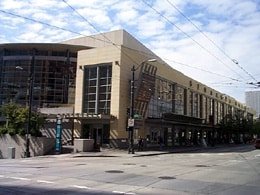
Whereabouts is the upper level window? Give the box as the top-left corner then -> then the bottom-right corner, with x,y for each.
83,63 -> 112,114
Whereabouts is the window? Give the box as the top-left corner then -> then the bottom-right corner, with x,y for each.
175,86 -> 185,115
0,50 -> 77,106
83,63 -> 112,114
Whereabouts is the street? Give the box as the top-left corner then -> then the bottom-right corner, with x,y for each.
0,145 -> 260,195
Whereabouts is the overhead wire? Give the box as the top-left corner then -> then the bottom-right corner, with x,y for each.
0,5 -> 251,88
61,0 -> 142,66
0,9 -> 113,44
141,0 -> 246,80
165,0 -> 258,82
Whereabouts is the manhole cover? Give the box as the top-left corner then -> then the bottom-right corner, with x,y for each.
140,165 -> 147,167
105,170 -> 124,173
195,165 -> 209,167
34,166 -> 46,169
76,163 -> 86,166
158,176 -> 176,180
123,163 -> 136,165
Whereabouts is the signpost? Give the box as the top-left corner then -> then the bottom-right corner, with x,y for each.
55,115 -> 62,154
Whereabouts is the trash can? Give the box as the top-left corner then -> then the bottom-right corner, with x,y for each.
8,147 -> 15,159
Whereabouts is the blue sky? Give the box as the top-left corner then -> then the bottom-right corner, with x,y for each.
0,0 -> 260,103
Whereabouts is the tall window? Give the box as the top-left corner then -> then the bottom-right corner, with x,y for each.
188,91 -> 194,117
83,63 -> 112,114
147,78 -> 172,118
194,93 -> 199,117
174,85 -> 184,115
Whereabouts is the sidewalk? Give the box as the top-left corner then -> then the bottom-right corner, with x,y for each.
64,144 -> 242,158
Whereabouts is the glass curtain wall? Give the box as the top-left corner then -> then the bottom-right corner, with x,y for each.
83,63 -> 112,114
148,78 -> 172,118
0,49 -> 77,107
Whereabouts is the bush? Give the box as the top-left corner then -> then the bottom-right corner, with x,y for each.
0,127 -> 8,135
0,102 -> 45,137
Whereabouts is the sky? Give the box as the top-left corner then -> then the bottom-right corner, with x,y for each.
0,0 -> 260,103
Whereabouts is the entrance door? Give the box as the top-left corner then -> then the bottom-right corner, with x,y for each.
93,128 -> 102,146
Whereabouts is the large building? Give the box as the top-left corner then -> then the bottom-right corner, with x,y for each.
63,29 -> 254,148
0,30 -> 255,149
246,90 -> 260,118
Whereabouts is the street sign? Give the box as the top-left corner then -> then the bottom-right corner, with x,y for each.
128,118 -> 135,127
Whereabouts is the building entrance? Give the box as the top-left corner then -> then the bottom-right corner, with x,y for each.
82,123 -> 110,146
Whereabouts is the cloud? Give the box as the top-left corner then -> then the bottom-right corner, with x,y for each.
0,0 -> 259,103
0,0 -> 27,10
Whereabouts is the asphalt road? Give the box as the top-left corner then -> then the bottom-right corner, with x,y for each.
0,145 -> 260,195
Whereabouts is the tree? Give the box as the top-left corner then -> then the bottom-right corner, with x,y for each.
219,114 -> 253,143
251,119 -> 260,138
0,102 -> 45,136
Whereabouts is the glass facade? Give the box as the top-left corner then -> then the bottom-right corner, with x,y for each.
148,78 -> 172,118
0,47 -> 77,107
174,85 -> 185,115
83,63 -> 112,114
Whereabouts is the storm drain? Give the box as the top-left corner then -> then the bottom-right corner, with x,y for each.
158,176 -> 176,180
195,165 -> 210,167
76,163 -> 87,166
105,170 -> 124,173
123,163 -> 136,165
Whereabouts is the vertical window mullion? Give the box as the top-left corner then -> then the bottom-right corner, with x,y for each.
95,66 -> 99,114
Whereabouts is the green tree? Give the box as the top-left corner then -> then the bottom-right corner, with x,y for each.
251,119 -> 260,137
0,102 -> 45,136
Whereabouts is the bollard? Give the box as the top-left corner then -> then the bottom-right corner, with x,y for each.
8,147 -> 15,159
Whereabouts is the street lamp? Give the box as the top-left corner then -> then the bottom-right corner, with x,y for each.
128,58 -> 157,154
16,49 -> 36,157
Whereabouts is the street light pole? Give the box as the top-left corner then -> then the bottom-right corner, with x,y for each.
129,65 -> 135,154
128,59 -> 157,154
25,48 -> 36,158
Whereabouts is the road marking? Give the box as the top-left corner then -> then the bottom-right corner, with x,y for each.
255,154 -> 260,157
36,180 -> 55,184
112,191 -> 136,194
9,176 -> 31,181
71,185 -> 91,189
112,191 -> 125,194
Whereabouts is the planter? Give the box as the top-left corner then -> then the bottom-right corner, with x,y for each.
74,139 -> 94,152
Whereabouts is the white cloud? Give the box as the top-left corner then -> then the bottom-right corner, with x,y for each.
0,0 -> 27,10
0,0 -> 259,103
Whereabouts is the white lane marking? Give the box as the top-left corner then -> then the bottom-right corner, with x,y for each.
113,191 -> 136,195
36,180 -> 55,184
9,176 -> 31,181
255,154 -> 260,157
0,175 -> 4,178
71,185 -> 91,190
112,191 -> 125,194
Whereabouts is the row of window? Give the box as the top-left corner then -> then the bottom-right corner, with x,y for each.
147,77 -> 248,124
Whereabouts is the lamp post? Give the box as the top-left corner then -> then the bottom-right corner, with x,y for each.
15,50 -> 36,157
128,58 -> 157,154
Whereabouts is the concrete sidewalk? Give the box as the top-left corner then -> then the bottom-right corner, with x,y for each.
55,144 -> 249,159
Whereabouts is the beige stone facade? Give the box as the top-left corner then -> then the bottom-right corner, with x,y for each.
64,29 -> 255,148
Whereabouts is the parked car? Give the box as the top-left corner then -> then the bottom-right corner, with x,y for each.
255,139 -> 260,149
